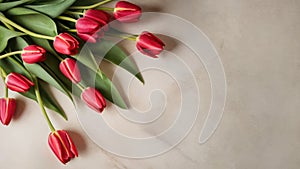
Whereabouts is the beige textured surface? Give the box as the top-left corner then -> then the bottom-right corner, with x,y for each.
0,0 -> 300,168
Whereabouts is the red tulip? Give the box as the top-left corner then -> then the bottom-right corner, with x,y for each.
48,130 -> 78,164
5,72 -> 34,92
59,58 -> 81,83
21,45 -> 46,64
0,98 -> 16,125
76,17 -> 103,43
76,9 -> 111,42
114,1 -> 142,22
81,87 -> 106,113
53,33 -> 79,55
136,31 -> 165,58
85,9 -> 111,28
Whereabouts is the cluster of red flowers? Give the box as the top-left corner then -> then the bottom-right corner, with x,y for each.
0,0 -> 166,165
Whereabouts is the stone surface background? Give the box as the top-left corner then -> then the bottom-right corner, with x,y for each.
0,0 -> 299,168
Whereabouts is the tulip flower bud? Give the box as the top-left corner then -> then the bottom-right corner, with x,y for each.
59,58 -> 81,83
85,9 -> 111,27
5,72 -> 34,92
0,98 -> 16,125
136,31 -> 165,58
76,17 -> 103,43
81,87 -> 106,113
48,130 -> 78,164
76,9 -> 111,42
21,45 -> 46,64
53,33 -> 79,55
114,1 -> 142,22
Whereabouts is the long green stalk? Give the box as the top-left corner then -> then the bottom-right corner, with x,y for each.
69,0 -> 113,10
0,15 -> 54,40
33,77 -> 56,132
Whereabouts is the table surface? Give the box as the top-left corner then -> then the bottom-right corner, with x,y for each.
0,0 -> 300,169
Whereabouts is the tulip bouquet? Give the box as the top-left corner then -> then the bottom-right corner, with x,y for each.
0,0 -> 165,164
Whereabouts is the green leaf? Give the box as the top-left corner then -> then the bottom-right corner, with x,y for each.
0,0 -> 32,11
73,46 -> 127,108
80,64 -> 128,109
25,0 -> 77,18
25,62 -> 74,100
0,25 -> 24,53
43,54 -> 83,97
23,38 -> 82,97
29,37 -> 56,54
6,7 -> 57,36
27,37 -> 81,95
73,46 -> 99,72
0,56 -> 67,119
89,40 -> 144,83
9,37 -> 73,101
0,56 -> 27,76
73,0 -> 105,6
21,83 -> 68,120
29,38 -> 75,91
8,34 -> 28,49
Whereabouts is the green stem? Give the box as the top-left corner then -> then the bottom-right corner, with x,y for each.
97,69 -> 104,79
33,77 -> 56,132
124,35 -> 138,41
77,83 -> 85,91
67,29 -> 77,33
105,32 -> 138,41
0,66 -> 7,78
55,56 -> 64,61
1,20 -> 14,31
7,57 -> 32,79
57,22 -> 71,30
0,15 -> 54,40
0,51 -> 23,60
4,84 -> 8,98
0,13 -> 14,31
64,11 -> 85,16
69,0 -> 113,10
40,62 -> 73,100
97,7 -> 114,11
0,66 -> 8,98
52,56 -> 84,91
52,52 -> 64,61
56,16 -> 77,23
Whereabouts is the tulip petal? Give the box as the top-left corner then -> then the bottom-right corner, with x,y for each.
59,58 -> 81,83
85,9 -> 111,26
136,31 -> 165,58
136,44 -> 158,58
5,73 -> 34,92
48,130 -> 78,164
76,16 -> 106,43
65,131 -> 78,157
0,99 -> 5,124
54,33 -> 79,55
22,45 -> 46,64
2,98 -> 16,125
114,1 -> 142,22
76,17 -> 102,33
56,130 -> 74,159
48,133 -> 67,164
77,33 -> 97,43
81,87 -> 106,113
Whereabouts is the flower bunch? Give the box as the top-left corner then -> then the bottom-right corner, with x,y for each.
0,0 -> 165,164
